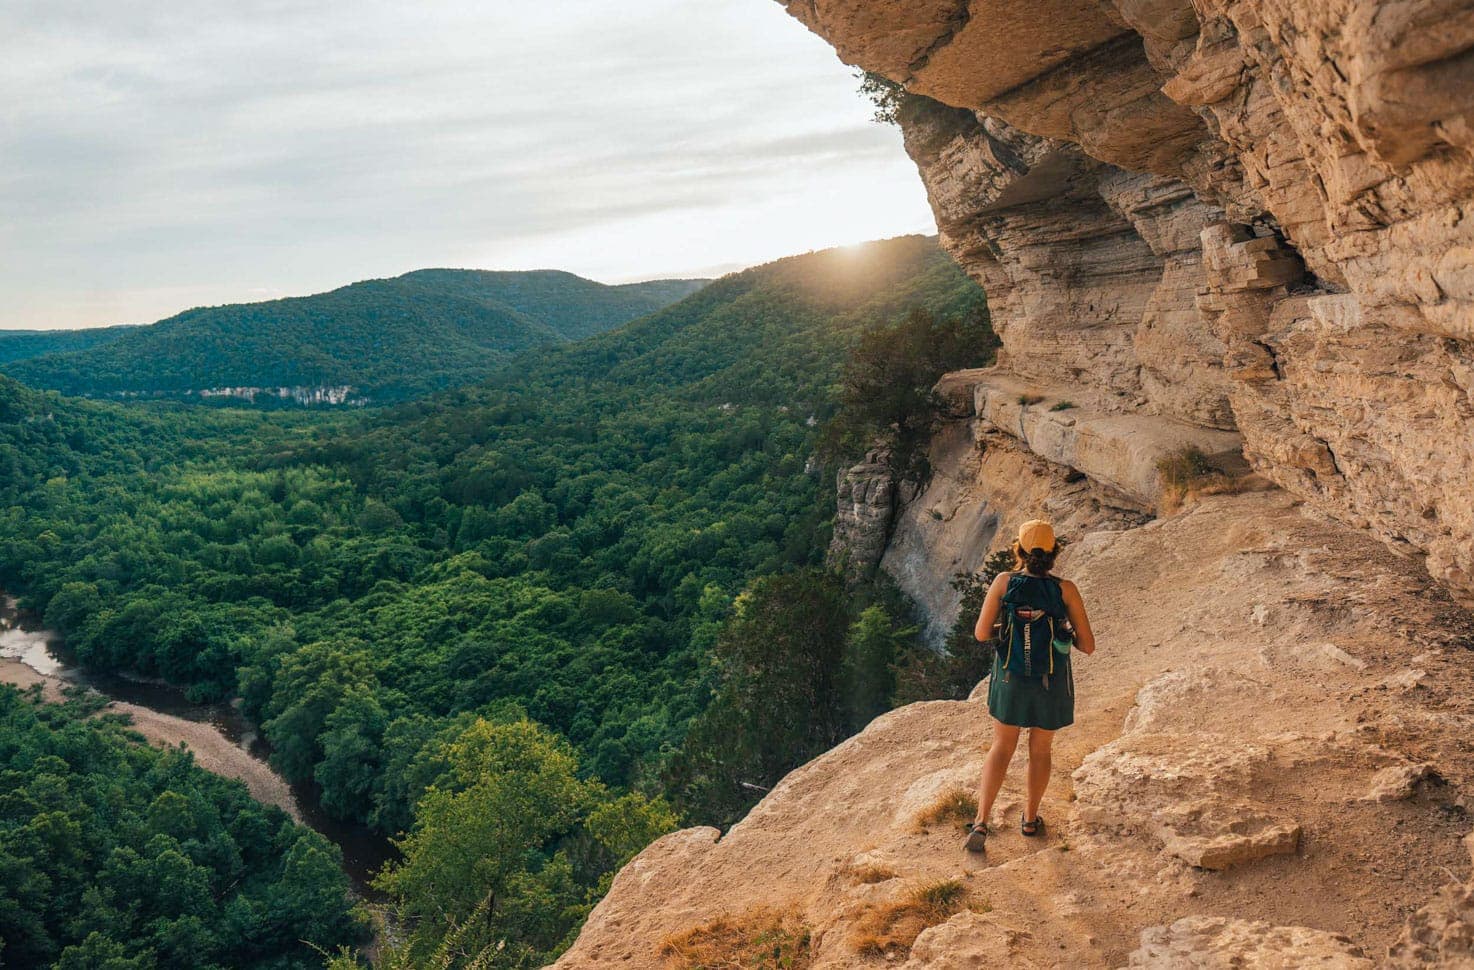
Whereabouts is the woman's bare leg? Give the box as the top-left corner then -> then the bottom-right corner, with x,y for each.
975,718 -> 1021,825
1025,727 -> 1055,822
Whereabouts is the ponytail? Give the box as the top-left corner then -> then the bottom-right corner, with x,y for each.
1012,540 -> 1058,577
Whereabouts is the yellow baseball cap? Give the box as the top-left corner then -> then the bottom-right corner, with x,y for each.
1018,519 -> 1056,552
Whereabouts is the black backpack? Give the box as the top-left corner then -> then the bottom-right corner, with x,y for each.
997,573 -> 1071,681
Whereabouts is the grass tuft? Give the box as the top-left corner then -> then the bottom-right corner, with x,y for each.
912,880 -> 967,911
912,787 -> 978,833
1156,446 -> 1216,489
1048,400 -> 1076,411
850,863 -> 898,884
851,880 -> 979,957
661,909 -> 813,969
1156,446 -> 1256,513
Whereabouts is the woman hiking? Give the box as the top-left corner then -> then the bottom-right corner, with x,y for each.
964,519 -> 1094,853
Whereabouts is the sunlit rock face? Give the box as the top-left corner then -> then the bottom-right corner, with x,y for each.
555,487 -> 1474,968
781,0 -> 1474,594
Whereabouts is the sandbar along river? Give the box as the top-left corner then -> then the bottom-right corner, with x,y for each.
0,593 -> 393,894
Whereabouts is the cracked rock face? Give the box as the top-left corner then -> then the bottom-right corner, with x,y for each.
1389,881 -> 1474,968
829,452 -> 896,578
780,0 -> 1474,595
1129,916 -> 1375,969
901,911 -> 1038,968
1071,724 -> 1304,872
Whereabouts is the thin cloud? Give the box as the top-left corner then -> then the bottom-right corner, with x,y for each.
0,0 -> 935,329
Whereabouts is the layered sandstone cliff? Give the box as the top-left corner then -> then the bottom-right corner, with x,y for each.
786,0 -> 1474,596
553,5 -> 1474,966
877,420 -> 1152,644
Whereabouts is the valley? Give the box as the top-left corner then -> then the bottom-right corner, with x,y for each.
0,235 -> 994,966
4,0 -> 1471,965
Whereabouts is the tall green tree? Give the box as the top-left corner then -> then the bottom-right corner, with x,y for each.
667,569 -> 852,823
820,306 -> 997,479
261,641 -> 378,785
842,604 -> 915,727
374,719 -> 590,964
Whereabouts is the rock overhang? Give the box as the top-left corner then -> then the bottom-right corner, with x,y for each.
779,0 -> 1474,597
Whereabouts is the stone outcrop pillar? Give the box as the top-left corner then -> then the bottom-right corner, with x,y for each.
827,452 -> 895,579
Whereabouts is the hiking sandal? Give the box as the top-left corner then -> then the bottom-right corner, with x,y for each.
963,821 -> 990,853
1020,814 -> 1045,837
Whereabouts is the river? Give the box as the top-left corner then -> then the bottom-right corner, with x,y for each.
0,593 -> 394,896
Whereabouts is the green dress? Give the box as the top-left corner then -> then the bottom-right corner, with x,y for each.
987,637 -> 1075,730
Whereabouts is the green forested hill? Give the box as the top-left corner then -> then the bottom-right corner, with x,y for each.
2,270 -> 707,404
0,235 -> 992,966
0,326 -> 130,365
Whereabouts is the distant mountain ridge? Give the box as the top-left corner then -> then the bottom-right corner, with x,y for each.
0,326 -> 132,365
3,269 -> 708,404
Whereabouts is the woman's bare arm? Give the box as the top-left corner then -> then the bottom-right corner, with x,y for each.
1060,579 -> 1095,655
974,572 -> 1011,642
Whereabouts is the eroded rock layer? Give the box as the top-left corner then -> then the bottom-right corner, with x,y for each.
783,0 -> 1474,594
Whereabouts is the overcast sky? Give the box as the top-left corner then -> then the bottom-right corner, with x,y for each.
0,0 -> 936,330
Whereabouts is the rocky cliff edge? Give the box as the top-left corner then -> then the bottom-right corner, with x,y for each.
557,468 -> 1474,967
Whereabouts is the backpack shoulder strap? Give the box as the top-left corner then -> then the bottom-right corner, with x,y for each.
1051,575 -> 1069,611
1001,571 -> 1028,601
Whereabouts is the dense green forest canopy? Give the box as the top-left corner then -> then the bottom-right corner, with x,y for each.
0,327 -> 131,366
0,235 -> 996,966
0,685 -> 362,969
2,270 -> 707,404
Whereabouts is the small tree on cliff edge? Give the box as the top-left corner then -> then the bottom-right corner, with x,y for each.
819,306 -> 996,482
894,549 -> 1017,703
858,71 -> 909,125
666,570 -> 928,826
